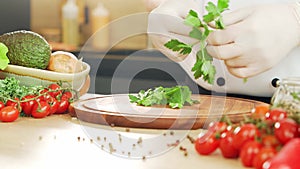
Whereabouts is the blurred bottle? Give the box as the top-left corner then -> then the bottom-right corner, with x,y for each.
62,0 -> 80,47
91,2 -> 110,50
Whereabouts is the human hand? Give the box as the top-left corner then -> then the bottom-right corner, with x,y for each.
207,3 -> 300,78
143,0 -> 167,11
148,0 -> 202,62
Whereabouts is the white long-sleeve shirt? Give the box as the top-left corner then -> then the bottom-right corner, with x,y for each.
177,0 -> 300,97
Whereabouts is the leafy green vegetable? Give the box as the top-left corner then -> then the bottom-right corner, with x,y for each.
0,77 -> 43,103
0,42 -> 9,70
129,86 -> 199,109
164,39 -> 192,55
164,0 -> 230,84
291,92 -> 300,102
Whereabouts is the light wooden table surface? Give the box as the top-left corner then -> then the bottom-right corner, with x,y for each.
0,94 -> 246,169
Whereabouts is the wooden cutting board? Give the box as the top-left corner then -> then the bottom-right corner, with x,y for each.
70,94 -> 266,130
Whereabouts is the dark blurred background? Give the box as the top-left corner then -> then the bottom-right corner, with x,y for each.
0,0 -> 31,34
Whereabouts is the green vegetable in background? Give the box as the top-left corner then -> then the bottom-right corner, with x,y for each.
0,77 -> 43,103
129,86 -> 199,109
164,0 -> 230,84
0,30 -> 51,69
0,42 -> 9,70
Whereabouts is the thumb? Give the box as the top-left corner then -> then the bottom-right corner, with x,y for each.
209,7 -> 254,27
223,7 -> 254,26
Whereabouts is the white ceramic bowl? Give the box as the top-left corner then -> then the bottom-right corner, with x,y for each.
0,62 -> 90,93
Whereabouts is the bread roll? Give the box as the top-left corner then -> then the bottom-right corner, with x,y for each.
47,51 -> 83,73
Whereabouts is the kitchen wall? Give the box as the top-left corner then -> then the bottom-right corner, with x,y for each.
31,0 -> 149,50
0,0 -> 31,35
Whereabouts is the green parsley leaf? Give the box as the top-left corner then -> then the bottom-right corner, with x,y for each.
202,24 -> 212,40
207,66 -> 216,84
164,39 -> 192,55
184,10 -> 202,27
201,61 -> 212,76
215,17 -> 225,29
129,86 -> 198,109
129,95 -> 139,103
203,2 -> 219,23
0,43 -> 9,70
291,92 -> 300,101
218,0 -> 230,12
0,77 -> 43,103
164,0 -> 230,85
206,2 -> 219,15
189,27 -> 203,40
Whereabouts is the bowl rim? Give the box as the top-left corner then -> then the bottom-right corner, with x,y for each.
1,62 -> 90,82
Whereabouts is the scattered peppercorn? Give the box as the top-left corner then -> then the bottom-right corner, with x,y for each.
137,137 -> 143,144
187,135 -> 195,144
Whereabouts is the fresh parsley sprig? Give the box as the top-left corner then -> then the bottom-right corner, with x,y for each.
0,77 -> 78,104
164,0 -> 230,84
129,86 -> 199,109
0,77 -> 41,103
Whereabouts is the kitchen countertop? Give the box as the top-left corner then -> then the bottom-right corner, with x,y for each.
0,94 -> 246,169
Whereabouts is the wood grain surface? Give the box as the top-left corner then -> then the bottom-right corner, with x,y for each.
71,94 -> 266,130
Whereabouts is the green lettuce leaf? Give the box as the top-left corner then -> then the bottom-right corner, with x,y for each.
0,43 -> 9,70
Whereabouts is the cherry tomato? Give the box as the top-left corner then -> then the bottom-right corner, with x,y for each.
252,104 -> 269,120
252,147 -> 276,169
31,101 -> 50,118
265,108 -> 287,123
233,124 -> 261,150
219,130 -> 239,158
38,89 -> 51,101
48,83 -> 62,98
61,91 -> 73,101
262,135 -> 281,148
274,118 -> 298,144
6,98 -> 20,107
48,97 -> 59,115
21,95 -> 37,115
55,99 -> 70,114
0,106 -> 20,122
0,101 -> 5,111
267,138 -> 300,169
208,121 -> 228,134
195,132 -> 220,155
240,140 -> 262,167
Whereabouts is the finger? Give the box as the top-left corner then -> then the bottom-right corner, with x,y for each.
208,7 -> 254,28
206,43 -> 243,60
149,34 -> 189,62
227,67 -> 259,79
148,12 -> 192,37
207,8 -> 254,45
224,56 -> 251,68
222,7 -> 254,26
207,23 -> 243,45
152,0 -> 201,19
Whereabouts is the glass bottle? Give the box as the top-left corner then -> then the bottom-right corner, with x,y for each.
91,2 -> 110,50
271,77 -> 300,114
62,0 -> 79,47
